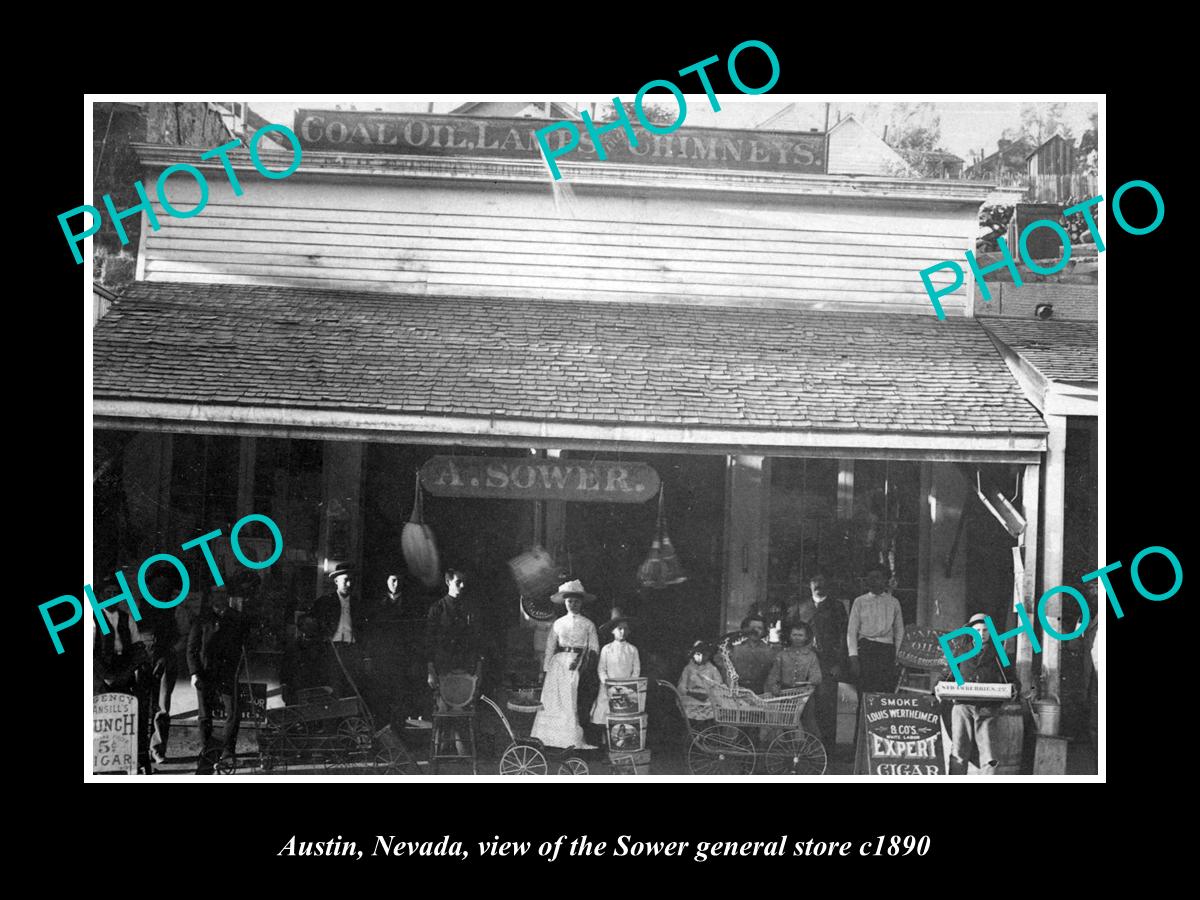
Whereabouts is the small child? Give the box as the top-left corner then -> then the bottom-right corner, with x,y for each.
764,622 -> 823,738
591,614 -> 641,727
677,640 -> 723,725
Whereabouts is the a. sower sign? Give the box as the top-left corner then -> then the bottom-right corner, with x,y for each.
420,456 -> 659,503
295,110 -> 827,175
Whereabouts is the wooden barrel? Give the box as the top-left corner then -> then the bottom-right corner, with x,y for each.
989,702 -> 1025,774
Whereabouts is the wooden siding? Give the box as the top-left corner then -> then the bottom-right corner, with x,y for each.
140,176 -> 976,315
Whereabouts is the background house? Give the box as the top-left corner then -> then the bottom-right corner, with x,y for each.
965,137 -> 1038,183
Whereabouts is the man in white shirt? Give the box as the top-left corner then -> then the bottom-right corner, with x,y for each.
313,563 -> 370,703
848,566 -> 905,695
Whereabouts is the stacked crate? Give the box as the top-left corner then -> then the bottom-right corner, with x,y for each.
605,677 -> 649,774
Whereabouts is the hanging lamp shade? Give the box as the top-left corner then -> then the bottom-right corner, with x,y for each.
637,489 -> 687,589
401,471 -> 441,588
510,545 -> 562,621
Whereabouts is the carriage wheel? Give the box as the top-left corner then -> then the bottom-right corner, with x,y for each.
557,757 -> 589,776
260,750 -> 287,774
765,730 -> 827,776
688,725 -> 755,775
265,707 -> 308,758
338,716 -> 373,751
499,742 -> 548,776
374,744 -> 419,775
322,736 -> 358,773
214,753 -> 238,775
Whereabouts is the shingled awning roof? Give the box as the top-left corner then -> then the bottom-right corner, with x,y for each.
93,283 -> 1046,455
980,317 -> 1098,385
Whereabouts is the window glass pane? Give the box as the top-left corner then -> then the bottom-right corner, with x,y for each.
205,435 -> 240,489
170,435 -> 203,493
853,459 -> 887,523
803,458 -> 838,520
887,461 -> 921,523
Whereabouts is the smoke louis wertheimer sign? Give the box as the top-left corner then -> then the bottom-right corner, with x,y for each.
419,456 -> 659,503
854,693 -> 945,776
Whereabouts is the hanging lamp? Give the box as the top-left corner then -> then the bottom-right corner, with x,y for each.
637,488 -> 687,589
401,470 -> 441,588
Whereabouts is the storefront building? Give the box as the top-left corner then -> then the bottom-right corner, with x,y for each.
93,108 -> 1059,752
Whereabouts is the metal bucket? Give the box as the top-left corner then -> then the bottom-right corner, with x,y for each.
1032,698 -> 1062,737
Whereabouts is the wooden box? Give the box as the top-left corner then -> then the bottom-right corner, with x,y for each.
606,713 -> 647,753
608,749 -> 651,775
605,677 -> 648,715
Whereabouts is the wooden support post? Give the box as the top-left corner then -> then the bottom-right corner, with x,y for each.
918,462 -> 933,625
154,433 -> 174,549
544,449 -> 567,564
1017,461 -> 1041,692
316,440 -> 364,598
722,455 -> 770,634
236,436 -> 257,519
1042,416 -> 1068,701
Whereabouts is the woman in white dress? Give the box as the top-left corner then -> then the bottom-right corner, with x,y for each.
531,580 -> 600,750
591,614 -> 641,726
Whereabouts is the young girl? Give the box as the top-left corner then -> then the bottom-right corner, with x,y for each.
764,621 -> 823,738
591,613 -> 641,726
677,640 -> 723,724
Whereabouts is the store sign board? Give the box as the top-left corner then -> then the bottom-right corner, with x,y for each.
420,456 -> 659,503
853,692 -> 946,777
209,682 -> 269,722
295,110 -> 827,175
897,625 -> 961,670
93,692 -> 138,775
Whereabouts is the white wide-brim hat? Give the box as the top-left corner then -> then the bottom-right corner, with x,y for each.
550,579 -> 596,604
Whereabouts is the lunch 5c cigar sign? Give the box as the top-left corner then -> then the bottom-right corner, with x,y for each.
420,456 -> 659,503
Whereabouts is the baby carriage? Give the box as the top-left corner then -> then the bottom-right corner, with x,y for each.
480,688 -> 591,776
661,638 -> 827,775
256,641 -> 417,774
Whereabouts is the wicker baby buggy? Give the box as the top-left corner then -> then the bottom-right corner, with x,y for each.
684,640 -> 827,775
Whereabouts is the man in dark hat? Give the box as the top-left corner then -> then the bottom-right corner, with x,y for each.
942,612 -> 1012,775
371,572 -> 416,728
313,562 -> 372,702
141,570 -> 182,765
280,609 -> 326,706
806,574 -> 848,747
188,586 -> 245,774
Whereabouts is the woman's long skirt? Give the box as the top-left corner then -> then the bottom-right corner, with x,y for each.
531,654 -> 584,749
